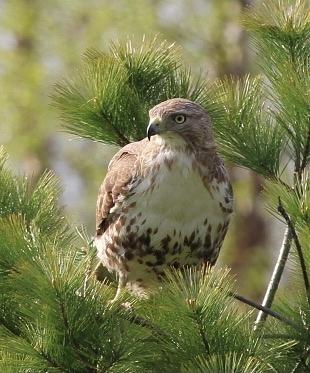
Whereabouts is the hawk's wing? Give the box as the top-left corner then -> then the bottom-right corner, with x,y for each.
95,140 -> 147,235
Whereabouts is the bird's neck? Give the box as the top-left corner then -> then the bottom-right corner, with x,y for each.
151,133 -> 217,155
148,134 -> 219,179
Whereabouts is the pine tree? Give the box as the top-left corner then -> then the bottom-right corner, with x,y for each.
1,0 -> 309,372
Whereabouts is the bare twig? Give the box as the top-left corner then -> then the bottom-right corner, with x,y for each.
278,197 -> 310,306
230,292 -> 300,331
254,226 -> 293,329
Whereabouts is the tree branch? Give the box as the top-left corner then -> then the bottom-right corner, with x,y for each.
192,308 -> 210,354
0,322 -> 75,373
124,311 -> 168,338
290,346 -> 310,373
54,287 -> 98,373
39,349 -> 78,373
230,292 -> 300,331
254,226 -> 293,329
98,109 -> 130,146
278,197 -> 310,307
299,121 -> 310,179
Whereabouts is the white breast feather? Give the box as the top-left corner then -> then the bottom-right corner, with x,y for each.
132,150 -> 225,245
95,147 -> 231,288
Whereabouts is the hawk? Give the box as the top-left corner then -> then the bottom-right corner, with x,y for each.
94,98 -> 233,298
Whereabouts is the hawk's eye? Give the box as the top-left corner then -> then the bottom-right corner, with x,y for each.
174,114 -> 186,124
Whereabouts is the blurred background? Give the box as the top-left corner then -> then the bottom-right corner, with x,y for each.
0,0 -> 285,300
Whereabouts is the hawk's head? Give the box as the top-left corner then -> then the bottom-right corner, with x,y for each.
147,98 -> 215,148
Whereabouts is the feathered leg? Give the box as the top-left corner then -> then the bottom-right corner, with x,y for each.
111,271 -> 128,303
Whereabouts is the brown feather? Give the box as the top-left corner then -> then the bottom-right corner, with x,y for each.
94,98 -> 233,297
96,140 -> 150,235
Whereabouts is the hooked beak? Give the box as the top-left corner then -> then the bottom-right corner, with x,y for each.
147,117 -> 161,140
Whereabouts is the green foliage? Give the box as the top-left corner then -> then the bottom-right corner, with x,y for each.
205,75 -> 285,178
240,3 -> 310,356
1,0 -> 310,372
52,37 -> 210,147
0,150 -> 150,373
264,174 -> 309,230
137,268 -> 281,373
0,146 -> 68,239
53,17 -> 309,182
0,152 -> 302,372
243,0 -> 310,174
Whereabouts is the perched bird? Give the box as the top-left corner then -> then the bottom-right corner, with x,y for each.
94,98 -> 233,298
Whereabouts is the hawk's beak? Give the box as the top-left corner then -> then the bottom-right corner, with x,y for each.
147,118 -> 161,140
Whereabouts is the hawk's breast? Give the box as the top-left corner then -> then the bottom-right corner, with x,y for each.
120,149 -> 231,280
96,147 -> 232,289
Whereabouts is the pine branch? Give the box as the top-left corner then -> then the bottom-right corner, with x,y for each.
251,0 -> 310,323
209,75 -> 284,178
53,286 -> 98,372
53,38 -> 212,147
98,108 -> 130,146
0,323 -> 75,373
277,197 -> 310,306
243,0 -> 310,173
255,179 -> 309,329
0,315 -> 21,337
231,292 -> 300,331
191,307 -> 210,354
290,346 -> 310,373
254,227 -> 293,329
124,310 -> 168,339
299,120 -> 310,180
39,350 -> 76,373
